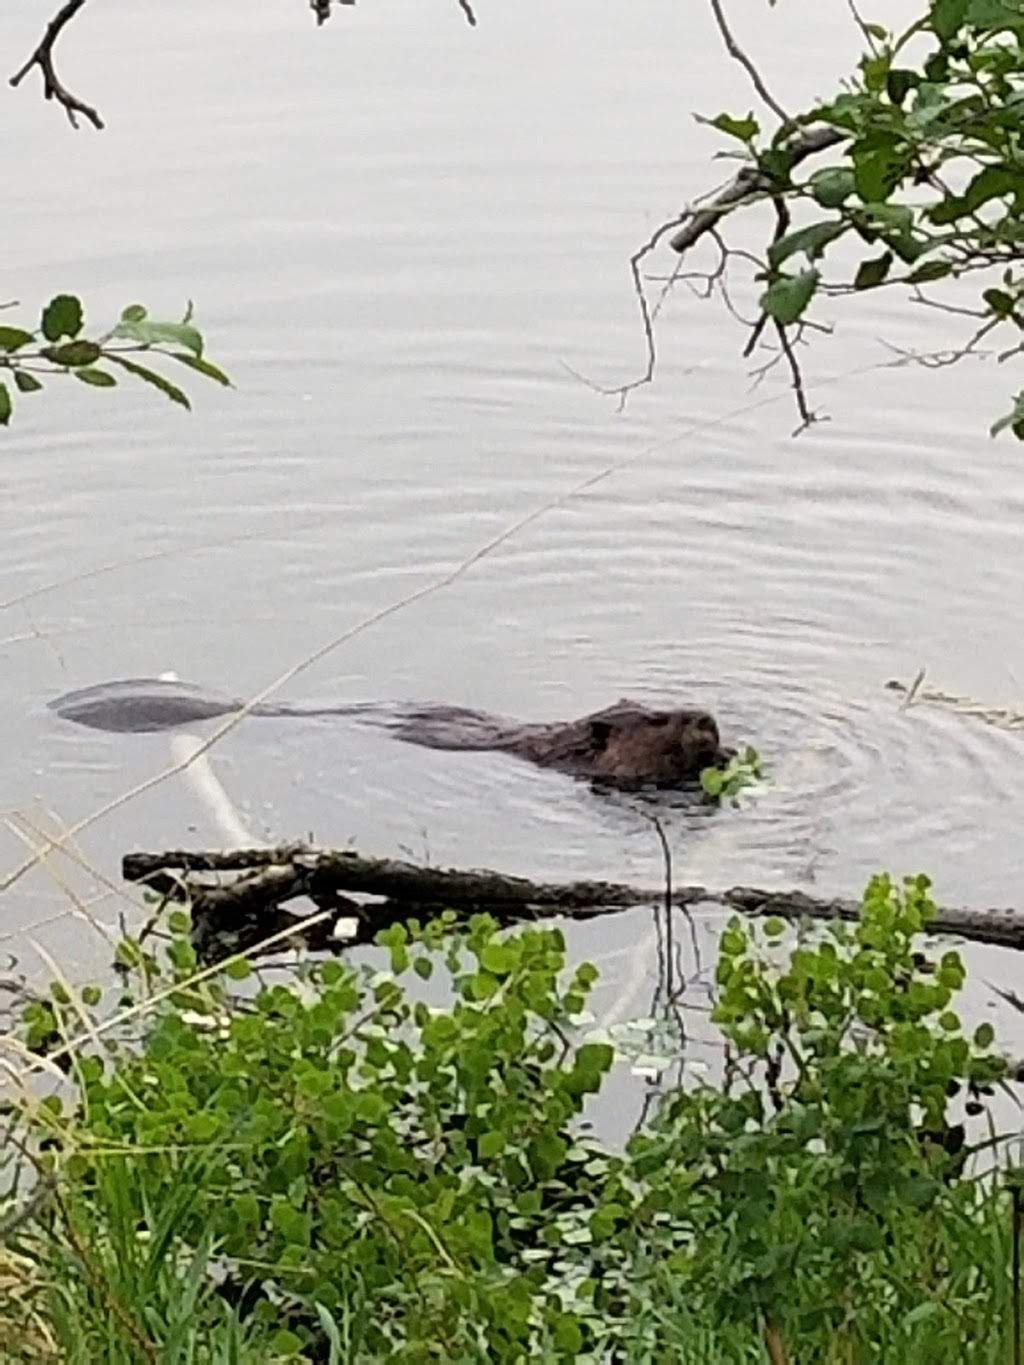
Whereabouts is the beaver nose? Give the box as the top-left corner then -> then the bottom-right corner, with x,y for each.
715,745 -> 737,766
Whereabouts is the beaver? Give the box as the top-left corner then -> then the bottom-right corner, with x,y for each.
387,698 -> 732,789
47,678 -> 733,791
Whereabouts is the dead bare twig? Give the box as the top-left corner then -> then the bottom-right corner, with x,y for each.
708,0 -> 792,129
11,0 -> 477,129
775,321 -> 819,434
9,0 -> 102,130
561,208 -> 693,408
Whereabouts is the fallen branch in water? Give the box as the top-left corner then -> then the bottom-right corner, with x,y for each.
121,845 -> 1024,957
885,674 -> 1024,731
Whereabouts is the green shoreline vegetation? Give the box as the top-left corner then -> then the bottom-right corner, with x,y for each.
1,873 -> 1020,1362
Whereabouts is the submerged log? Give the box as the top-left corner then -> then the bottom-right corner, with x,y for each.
120,846 -> 1024,958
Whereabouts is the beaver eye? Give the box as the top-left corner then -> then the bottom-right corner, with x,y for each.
647,715 -> 670,727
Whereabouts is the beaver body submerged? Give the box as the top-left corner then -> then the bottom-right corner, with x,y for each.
47,678 -> 733,791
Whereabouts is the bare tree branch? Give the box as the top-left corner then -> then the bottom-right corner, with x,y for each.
12,0 -> 478,128
119,843 -> 1024,954
775,321 -> 818,433
708,0 -> 792,129
561,208 -> 693,408
9,0 -> 102,130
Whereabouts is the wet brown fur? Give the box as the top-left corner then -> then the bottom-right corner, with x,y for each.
390,699 -> 733,790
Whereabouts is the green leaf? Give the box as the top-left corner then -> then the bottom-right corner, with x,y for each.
962,165 -> 1020,214
575,1041 -> 614,1079
768,220 -> 847,268
13,371 -> 43,394
269,1329 -> 306,1356
106,354 -> 191,409
552,1315 -> 584,1355
974,1021 -> 995,1048
0,381 -> 11,426
886,68 -> 916,106
73,367 -> 117,388
907,258 -> 953,284
899,1172 -> 941,1209
928,195 -> 970,227
0,326 -> 35,353
861,54 -> 890,95
853,146 -> 902,203
700,111 -> 760,143
972,3 -> 1024,39
120,303 -> 148,323
856,200 -> 914,238
480,942 -> 515,975
854,251 -> 893,289
168,352 -> 232,387
760,269 -> 820,325
478,1129 -> 505,1159
903,1302 -> 942,1329
41,340 -> 102,368
41,294 -> 84,343
990,391 -> 1024,439
983,287 -> 1016,318
112,317 -> 204,356
930,0 -> 970,40
809,167 -> 856,209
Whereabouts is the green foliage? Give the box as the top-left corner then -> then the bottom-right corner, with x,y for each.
703,4 -> 1024,434
759,268 -> 820,325
0,298 -> 230,423
624,872 -> 1014,1361
34,1153 -> 268,1364
3,875 -> 1020,1361
700,743 -> 765,803
8,914 -> 619,1360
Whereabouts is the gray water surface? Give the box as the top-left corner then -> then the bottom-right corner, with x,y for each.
2,2 -> 1023,1074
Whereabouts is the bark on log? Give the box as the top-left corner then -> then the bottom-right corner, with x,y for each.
120,846 -> 1024,955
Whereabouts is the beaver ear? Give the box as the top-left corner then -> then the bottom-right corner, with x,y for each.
589,719 -> 614,748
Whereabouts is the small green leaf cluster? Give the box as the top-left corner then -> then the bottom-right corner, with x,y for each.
624,872 -> 1011,1359
700,4 -> 1024,436
0,296 -> 230,424
700,744 -> 764,804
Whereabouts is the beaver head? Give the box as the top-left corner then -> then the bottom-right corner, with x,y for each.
579,702 -> 732,790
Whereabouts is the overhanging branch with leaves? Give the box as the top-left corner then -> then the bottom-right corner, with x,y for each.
634,1 -> 1024,436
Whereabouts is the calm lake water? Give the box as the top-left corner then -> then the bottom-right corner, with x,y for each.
3,0 -> 1024,1095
